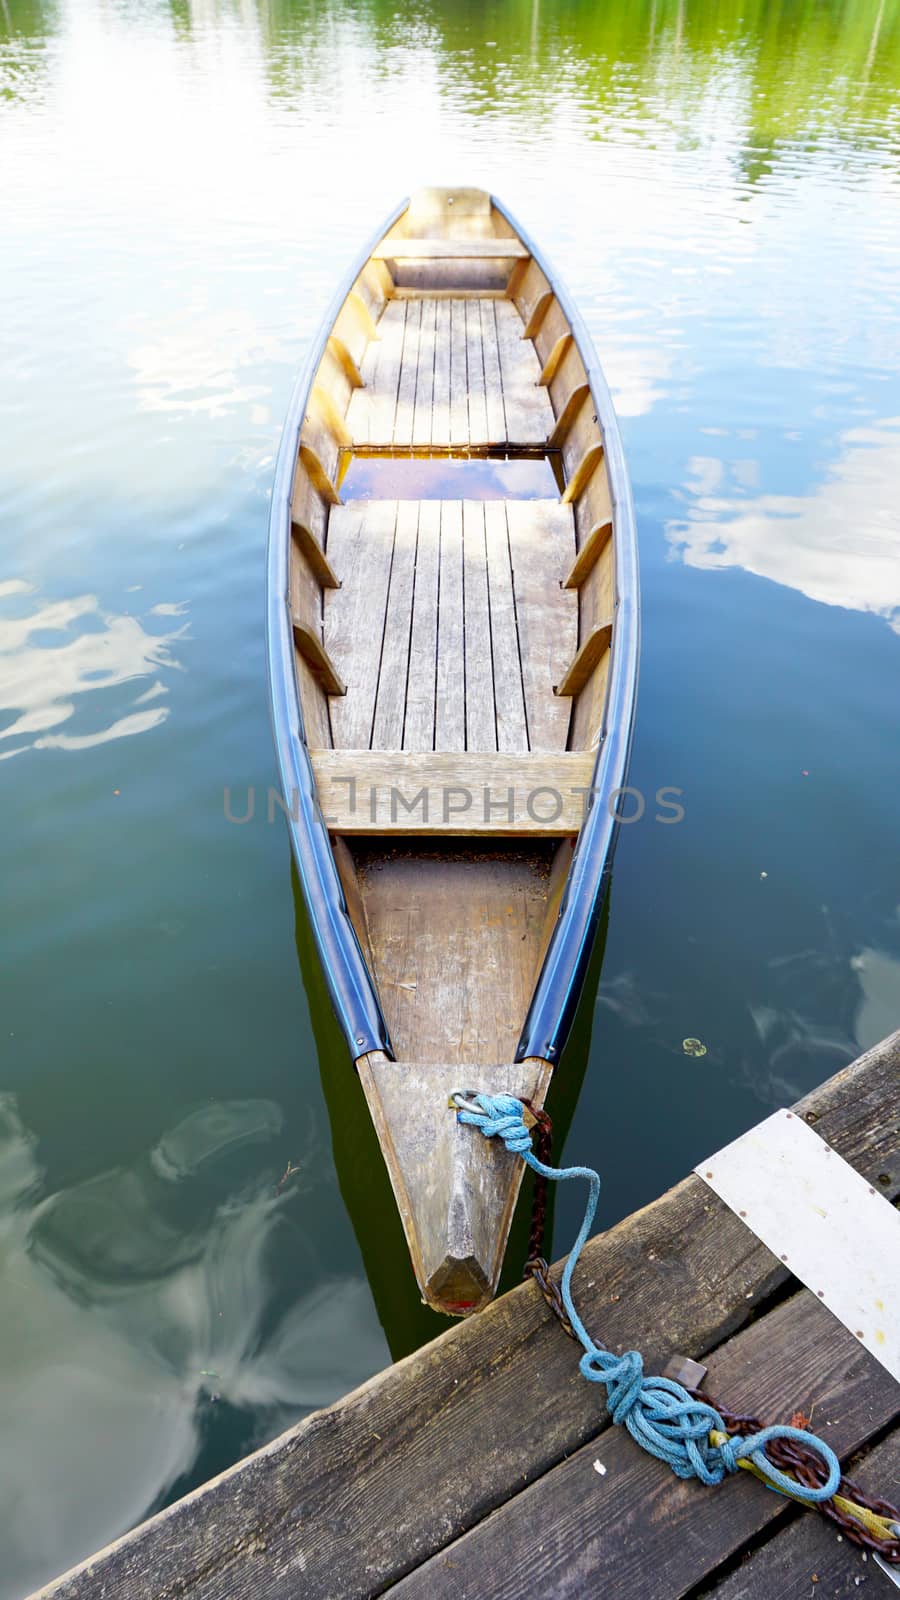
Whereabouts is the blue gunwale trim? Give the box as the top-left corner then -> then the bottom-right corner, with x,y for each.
268,194 -> 639,1068
491,197 -> 641,1065
266,200 -> 407,1061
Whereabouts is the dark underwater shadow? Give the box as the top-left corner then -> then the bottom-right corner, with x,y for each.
290,855 -> 609,1361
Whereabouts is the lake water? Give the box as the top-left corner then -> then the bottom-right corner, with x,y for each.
2,1 -> 900,1592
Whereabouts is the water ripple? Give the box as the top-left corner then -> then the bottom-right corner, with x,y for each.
0,584 -> 188,757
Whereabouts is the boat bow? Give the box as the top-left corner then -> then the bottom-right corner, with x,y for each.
357,1053 -> 553,1314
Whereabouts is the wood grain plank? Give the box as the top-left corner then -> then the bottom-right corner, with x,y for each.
481,300 -> 507,443
371,502 -> 419,749
345,329 -> 379,444
412,297 -> 437,447
506,500 -> 577,751
432,299 -> 451,443
392,288 -> 510,301
554,620 -> 613,697
291,620 -> 345,695
449,299 -> 469,447
310,750 -> 594,834
326,333 -> 364,389
291,518 -> 341,589
532,296 -> 570,375
522,287 -> 554,340
538,331 -> 573,387
561,441 -> 604,504
298,442 -> 340,505
512,261 -> 551,324
36,1034 -> 900,1600
369,299 -> 406,444
504,255 -> 530,303
310,365 -> 354,447
463,501 -> 496,752
324,501 -> 397,748
389,1292 -> 900,1599
494,299 -> 553,443
359,847 -> 553,1066
547,383 -> 591,449
372,237 -> 529,260
484,501 -> 528,752
465,300 -> 488,442
346,285 -> 377,340
404,498 -> 440,751
435,501 -> 465,751
404,185 -> 493,225
357,1053 -> 553,1315
394,298 -> 421,448
563,519 -> 613,589
354,259 -> 392,319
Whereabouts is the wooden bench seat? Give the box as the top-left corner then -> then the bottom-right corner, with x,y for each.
372,238 -> 529,260
310,749 -> 596,834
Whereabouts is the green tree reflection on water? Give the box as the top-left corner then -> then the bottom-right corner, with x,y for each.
4,0 -> 900,153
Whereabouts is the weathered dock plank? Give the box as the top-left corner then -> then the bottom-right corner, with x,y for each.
389,1293 -> 900,1598
706,1427 -> 900,1598
31,1031 -> 900,1600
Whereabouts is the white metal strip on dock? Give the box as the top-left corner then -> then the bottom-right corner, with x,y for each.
696,1109 -> 900,1382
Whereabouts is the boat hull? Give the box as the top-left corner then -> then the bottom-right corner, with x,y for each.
267,188 -> 639,1313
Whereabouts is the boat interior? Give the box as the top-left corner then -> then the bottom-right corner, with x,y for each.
286,187 -> 619,1309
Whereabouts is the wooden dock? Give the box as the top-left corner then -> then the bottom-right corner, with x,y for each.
34,1031 -> 899,1599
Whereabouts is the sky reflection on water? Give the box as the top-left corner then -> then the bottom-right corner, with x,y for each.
0,584 -> 186,757
1,0 -> 899,1592
668,417 -> 900,630
0,1093 -> 387,1596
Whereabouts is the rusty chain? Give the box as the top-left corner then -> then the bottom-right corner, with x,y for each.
697,1392 -> 900,1562
519,1099 -> 900,1565
519,1099 -> 580,1341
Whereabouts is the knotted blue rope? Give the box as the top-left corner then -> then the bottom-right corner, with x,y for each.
454,1091 -> 841,1505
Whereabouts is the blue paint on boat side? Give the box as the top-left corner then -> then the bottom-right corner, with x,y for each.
490,198 -> 641,1066
265,201 -> 407,1062
267,194 -> 638,1070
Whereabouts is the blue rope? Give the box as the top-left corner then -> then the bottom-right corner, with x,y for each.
454,1091 -> 841,1504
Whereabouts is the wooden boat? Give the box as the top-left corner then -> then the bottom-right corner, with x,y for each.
267,188 -> 638,1317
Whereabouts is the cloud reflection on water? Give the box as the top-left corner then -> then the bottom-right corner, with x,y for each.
0,584 -> 188,757
667,418 -> 900,629
0,1094 -> 387,1596
853,938 -> 900,1054
128,312 -> 279,418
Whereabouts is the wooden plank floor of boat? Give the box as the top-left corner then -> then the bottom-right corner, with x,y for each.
314,278 -> 589,1085
349,841 -> 557,1065
345,296 -> 554,446
328,287 -> 578,755
324,499 -> 576,754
